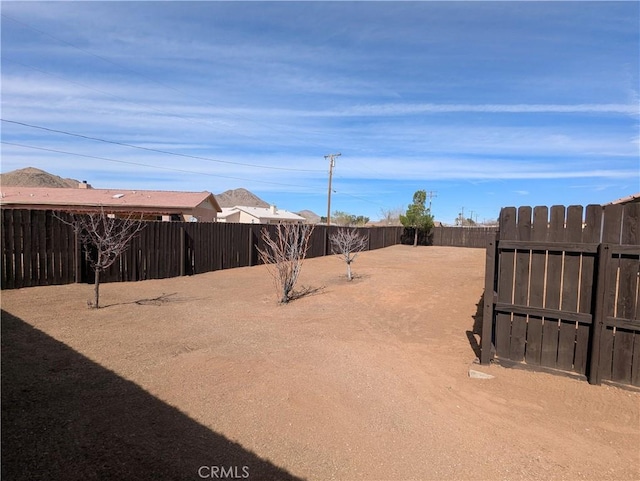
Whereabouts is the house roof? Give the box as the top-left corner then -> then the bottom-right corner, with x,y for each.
604,192 -> 640,206
221,205 -> 305,221
0,186 -> 222,212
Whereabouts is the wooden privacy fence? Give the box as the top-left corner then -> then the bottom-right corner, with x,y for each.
1,209 -> 404,289
430,226 -> 497,248
401,225 -> 498,247
481,203 -> 640,388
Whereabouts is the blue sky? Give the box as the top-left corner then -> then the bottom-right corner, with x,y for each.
1,1 -> 639,224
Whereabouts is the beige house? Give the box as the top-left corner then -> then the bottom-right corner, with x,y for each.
218,205 -> 305,224
0,185 -> 221,222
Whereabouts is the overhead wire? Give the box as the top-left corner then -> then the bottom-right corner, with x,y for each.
2,119 -> 324,173
3,11 -> 394,207
1,141 -> 327,191
2,56 -> 330,153
1,13 -> 335,152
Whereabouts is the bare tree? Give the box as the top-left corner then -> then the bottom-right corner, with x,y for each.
379,206 -> 404,226
57,209 -> 145,308
257,223 -> 314,303
330,228 -> 368,281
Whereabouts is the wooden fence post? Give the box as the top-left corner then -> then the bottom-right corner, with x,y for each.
588,243 -> 609,385
480,231 -> 497,364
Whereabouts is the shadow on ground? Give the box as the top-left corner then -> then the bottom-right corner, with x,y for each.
465,292 -> 484,360
1,310 -> 303,481
102,292 -> 188,308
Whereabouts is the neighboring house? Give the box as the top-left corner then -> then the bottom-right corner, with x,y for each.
604,193 -> 640,206
0,185 -> 222,222
218,205 -> 305,224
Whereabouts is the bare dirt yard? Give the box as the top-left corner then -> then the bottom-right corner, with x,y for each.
2,245 -> 638,481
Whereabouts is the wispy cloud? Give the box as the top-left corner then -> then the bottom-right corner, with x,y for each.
2,1 -> 638,222
328,103 -> 639,117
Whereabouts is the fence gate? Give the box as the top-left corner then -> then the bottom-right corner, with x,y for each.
481,203 -> 640,388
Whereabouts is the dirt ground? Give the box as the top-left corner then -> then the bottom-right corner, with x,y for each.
2,245 -> 638,481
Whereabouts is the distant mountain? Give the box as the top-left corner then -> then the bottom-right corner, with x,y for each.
0,167 -> 81,188
297,209 -> 321,224
214,188 -> 269,208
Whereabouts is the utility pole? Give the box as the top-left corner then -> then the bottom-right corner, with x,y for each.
325,153 -> 341,225
425,190 -> 438,213
457,206 -> 465,226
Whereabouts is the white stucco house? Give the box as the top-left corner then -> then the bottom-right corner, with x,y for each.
217,205 -> 305,224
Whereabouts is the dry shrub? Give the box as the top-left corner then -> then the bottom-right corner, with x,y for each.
257,223 -> 314,303
330,228 -> 368,281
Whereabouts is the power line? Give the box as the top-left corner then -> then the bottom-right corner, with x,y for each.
332,188 -> 388,209
1,13 -> 335,152
1,141 -> 326,191
2,119 -> 324,173
3,13 -> 396,183
2,14 -> 394,207
3,56 -> 328,153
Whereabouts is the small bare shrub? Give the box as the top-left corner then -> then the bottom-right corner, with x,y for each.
257,223 -> 314,303
56,209 -> 145,308
330,228 -> 368,281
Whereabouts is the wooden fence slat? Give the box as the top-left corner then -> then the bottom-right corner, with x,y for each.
598,205 -> 624,381
610,203 -> 639,384
189,224 -> 197,274
0,210 -> 5,288
37,210 -> 49,287
495,207 -> 517,358
150,221 -> 158,278
3,210 -> 15,289
59,213 -> 67,284
630,207 -> 640,387
52,212 -> 60,283
194,224 -> 202,274
556,206 -> 583,371
525,206 -> 548,366
509,206 -> 531,361
144,221 -> 153,279
160,222 -> 169,278
574,205 -> 602,374
589,242 -> 609,387
171,223 -> 180,277
162,221 -> 170,278
21,210 -> 33,287
481,231 -> 497,365
539,206 -> 565,368
206,222 -> 211,272
617,203 -> 639,319
13,210 -> 24,288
